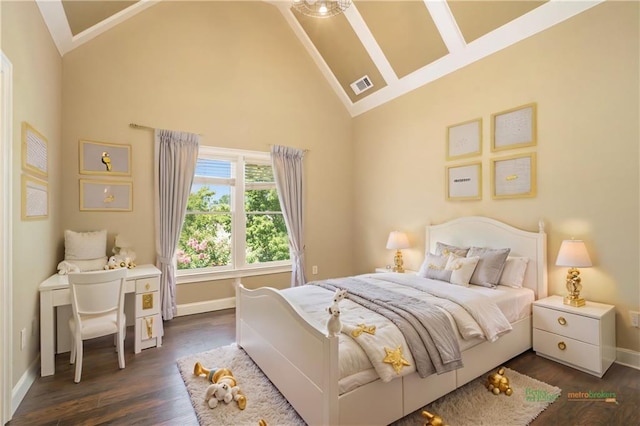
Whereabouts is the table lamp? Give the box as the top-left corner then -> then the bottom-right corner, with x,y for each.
386,231 -> 410,273
555,239 -> 592,307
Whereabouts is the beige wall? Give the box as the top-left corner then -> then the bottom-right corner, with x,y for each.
353,1 -> 639,352
1,1 -> 63,387
61,1 -> 354,302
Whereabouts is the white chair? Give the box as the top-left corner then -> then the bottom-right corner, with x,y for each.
68,268 -> 127,383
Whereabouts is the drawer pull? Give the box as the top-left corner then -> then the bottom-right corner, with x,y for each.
145,283 -> 150,291
558,341 -> 567,351
557,316 -> 567,325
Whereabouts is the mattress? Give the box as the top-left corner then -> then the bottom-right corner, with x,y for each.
281,273 -> 534,394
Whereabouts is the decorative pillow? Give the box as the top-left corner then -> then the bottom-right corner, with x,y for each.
417,253 -> 453,282
446,255 -> 480,287
63,257 -> 108,272
64,229 -> 107,260
467,247 -> 511,288
435,242 -> 470,258
498,256 -> 530,288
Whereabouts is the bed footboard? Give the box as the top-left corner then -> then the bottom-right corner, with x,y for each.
235,280 -> 339,425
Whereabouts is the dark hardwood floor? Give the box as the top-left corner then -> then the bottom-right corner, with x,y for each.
9,310 -> 639,425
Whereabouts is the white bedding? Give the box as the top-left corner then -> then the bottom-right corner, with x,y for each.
281,273 -> 534,395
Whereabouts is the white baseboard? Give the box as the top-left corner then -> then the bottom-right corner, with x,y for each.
12,355 -> 39,416
176,297 -> 235,317
615,347 -> 640,371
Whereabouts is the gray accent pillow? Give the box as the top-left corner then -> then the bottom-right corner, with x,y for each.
435,242 -> 470,258
467,247 -> 510,288
417,253 -> 452,282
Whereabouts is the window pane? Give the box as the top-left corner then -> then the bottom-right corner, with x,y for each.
245,163 -> 274,183
246,212 -> 290,264
195,158 -> 231,179
177,213 -> 232,269
245,188 -> 281,213
187,185 -> 231,213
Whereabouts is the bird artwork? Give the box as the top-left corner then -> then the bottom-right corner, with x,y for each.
101,151 -> 112,171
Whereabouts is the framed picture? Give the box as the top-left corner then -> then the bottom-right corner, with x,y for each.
446,118 -> 482,160
491,103 -> 537,152
21,122 -> 48,178
446,161 -> 482,201
80,179 -> 133,211
21,174 -> 48,220
491,153 -> 537,199
79,140 -> 132,176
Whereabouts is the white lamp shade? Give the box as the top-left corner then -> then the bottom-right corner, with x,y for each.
386,231 -> 410,250
555,240 -> 592,267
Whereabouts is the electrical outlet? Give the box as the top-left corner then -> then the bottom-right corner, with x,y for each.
312,265 -> 318,275
20,328 -> 27,350
630,311 -> 640,328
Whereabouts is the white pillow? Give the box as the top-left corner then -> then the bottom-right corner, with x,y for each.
446,255 -> 480,287
64,257 -> 108,272
64,229 -> 107,260
499,256 -> 530,288
417,253 -> 452,282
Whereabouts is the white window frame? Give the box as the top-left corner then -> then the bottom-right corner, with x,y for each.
176,146 -> 291,284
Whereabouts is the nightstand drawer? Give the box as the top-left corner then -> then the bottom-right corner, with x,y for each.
533,305 -> 599,345
533,329 -> 601,373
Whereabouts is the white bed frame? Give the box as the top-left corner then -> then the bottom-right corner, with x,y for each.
235,216 -> 547,425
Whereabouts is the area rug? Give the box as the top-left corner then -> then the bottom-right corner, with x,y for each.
177,343 -> 561,426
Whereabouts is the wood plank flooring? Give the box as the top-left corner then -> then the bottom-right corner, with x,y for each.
8,309 -> 639,425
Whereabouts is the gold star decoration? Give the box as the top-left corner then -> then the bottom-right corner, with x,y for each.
383,345 -> 410,374
351,323 -> 377,338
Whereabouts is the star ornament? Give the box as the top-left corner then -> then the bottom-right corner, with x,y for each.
383,345 -> 410,374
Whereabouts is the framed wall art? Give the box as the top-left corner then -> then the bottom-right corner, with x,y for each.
491,153 -> 537,199
446,118 -> 482,160
21,122 -> 48,178
446,161 -> 482,201
79,140 -> 131,176
491,103 -> 537,152
80,179 -> 133,211
21,174 -> 48,220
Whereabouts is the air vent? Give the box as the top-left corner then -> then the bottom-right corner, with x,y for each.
350,75 -> 373,95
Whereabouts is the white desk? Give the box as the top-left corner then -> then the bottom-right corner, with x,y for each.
39,264 -> 162,377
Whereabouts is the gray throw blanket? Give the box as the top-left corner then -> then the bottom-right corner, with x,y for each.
312,277 -> 463,378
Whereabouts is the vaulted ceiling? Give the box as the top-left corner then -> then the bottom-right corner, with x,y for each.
36,0 -> 603,116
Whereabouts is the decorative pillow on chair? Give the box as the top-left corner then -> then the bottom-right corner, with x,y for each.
64,229 -> 107,260
467,247 -> 510,288
435,242 -> 470,258
64,257 -> 109,272
418,253 -> 452,282
498,256 -> 530,288
446,255 -> 480,287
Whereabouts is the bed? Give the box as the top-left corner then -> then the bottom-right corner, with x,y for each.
235,216 -> 548,425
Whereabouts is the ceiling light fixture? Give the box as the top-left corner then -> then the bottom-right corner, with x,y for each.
291,0 -> 351,18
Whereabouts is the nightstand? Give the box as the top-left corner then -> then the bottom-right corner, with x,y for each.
533,295 -> 615,377
375,267 -> 417,275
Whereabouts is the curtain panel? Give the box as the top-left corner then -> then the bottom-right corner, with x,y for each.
271,145 -> 306,287
154,129 -> 199,320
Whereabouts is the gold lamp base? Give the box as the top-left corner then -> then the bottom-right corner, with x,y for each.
563,296 -> 585,307
393,250 -> 405,273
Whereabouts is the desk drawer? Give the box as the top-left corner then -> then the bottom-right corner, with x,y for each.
533,305 -> 599,345
136,291 -> 160,317
533,329 -> 601,373
136,277 -> 160,294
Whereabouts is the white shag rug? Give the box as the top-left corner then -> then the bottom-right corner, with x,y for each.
177,344 -> 561,426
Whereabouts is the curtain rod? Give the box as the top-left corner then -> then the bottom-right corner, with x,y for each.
268,144 -> 309,153
129,122 -> 203,136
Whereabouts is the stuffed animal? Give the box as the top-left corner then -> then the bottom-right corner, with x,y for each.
485,367 -> 513,396
421,410 -> 448,426
104,256 -> 120,270
194,362 -> 246,410
57,260 -> 80,275
112,235 -> 136,268
332,288 -> 347,304
326,303 -> 342,337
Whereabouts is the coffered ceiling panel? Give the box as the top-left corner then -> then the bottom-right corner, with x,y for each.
294,9 -> 386,103
36,0 -> 604,116
356,0 -> 448,79
448,0 -> 547,44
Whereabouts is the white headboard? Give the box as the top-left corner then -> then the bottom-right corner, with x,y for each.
426,216 -> 548,299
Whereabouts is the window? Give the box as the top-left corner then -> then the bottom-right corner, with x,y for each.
177,147 -> 290,277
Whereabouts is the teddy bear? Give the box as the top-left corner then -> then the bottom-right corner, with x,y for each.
485,366 -> 513,396
421,410 -> 448,426
112,235 -> 136,268
194,362 -> 247,410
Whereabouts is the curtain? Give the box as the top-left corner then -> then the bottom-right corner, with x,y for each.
154,129 -> 199,320
271,145 -> 306,287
